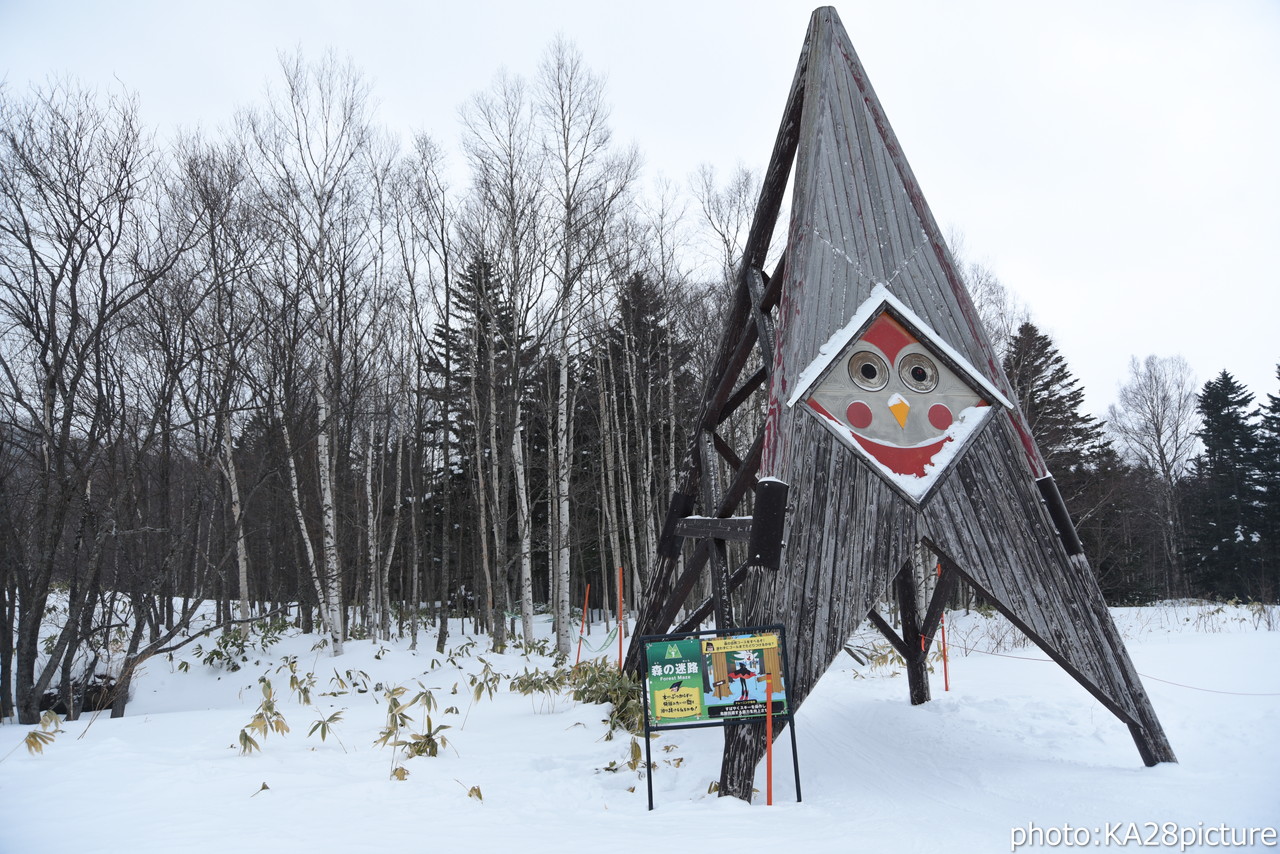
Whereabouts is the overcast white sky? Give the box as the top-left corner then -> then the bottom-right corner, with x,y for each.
3,0 -> 1278,416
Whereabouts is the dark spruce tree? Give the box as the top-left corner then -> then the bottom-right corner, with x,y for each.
1252,366 -> 1280,600
1182,371 -> 1265,600
1002,323 -> 1110,486
1001,323 -> 1140,598
422,256 -> 542,630
571,271 -> 701,598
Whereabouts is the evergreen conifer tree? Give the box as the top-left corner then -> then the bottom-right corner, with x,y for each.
1002,322 -> 1109,494
1183,371 -> 1264,599
1252,366 -> 1280,600
1002,322 -> 1130,596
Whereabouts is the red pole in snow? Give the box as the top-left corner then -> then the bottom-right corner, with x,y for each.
765,672 -> 774,805
575,583 -> 591,666
936,562 -> 950,691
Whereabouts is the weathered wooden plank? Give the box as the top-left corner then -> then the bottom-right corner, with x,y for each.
721,366 -> 767,422
867,609 -> 908,658
895,560 -> 931,705
703,318 -> 760,430
675,516 -> 753,541
711,431 -> 743,473
745,268 -> 776,379
921,558 -> 960,644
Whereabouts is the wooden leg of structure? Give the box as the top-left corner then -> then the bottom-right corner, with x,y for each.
894,562 -> 931,706
720,719 -> 765,801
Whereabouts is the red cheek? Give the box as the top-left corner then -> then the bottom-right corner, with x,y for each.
846,401 -> 873,429
928,404 -> 953,430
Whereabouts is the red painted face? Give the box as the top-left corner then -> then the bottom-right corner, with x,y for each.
801,313 -> 988,478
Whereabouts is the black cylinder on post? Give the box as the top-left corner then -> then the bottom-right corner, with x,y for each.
748,479 -> 789,570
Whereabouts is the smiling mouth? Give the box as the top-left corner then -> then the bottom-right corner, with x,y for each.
847,432 -> 951,478
805,397 -> 953,477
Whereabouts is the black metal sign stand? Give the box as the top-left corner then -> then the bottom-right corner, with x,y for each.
639,624 -> 802,810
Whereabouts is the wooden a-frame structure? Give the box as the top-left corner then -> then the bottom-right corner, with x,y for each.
626,6 -> 1175,801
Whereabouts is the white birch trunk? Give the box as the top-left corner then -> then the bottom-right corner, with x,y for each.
512,421 -> 535,643
364,428 -> 379,639
315,387 -> 345,656
468,356 -> 497,643
485,340 -> 508,649
379,430 -> 403,640
596,462 -> 612,632
277,398 -> 330,640
222,420 -> 252,621
598,353 -> 624,624
553,311 -> 573,658
625,333 -> 657,594
615,381 -> 641,602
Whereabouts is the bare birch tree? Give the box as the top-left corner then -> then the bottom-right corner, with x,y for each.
393,133 -> 455,651
536,36 -> 638,655
1108,355 -> 1201,596
239,51 -> 392,655
459,69 -> 548,648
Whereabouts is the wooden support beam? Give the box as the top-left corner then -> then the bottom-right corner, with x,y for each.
700,432 -> 735,631
674,560 -> 752,634
656,492 -> 697,559
652,541 -> 713,635
706,539 -> 734,631
895,561 -> 931,706
866,609 -> 908,658
702,317 -> 760,430
920,554 -> 961,644
711,431 -> 744,473
718,427 -> 765,513
761,254 -> 786,311
720,367 -> 767,424
745,268 -> 776,376
675,516 -> 754,541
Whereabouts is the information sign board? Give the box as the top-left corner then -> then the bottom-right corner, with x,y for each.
642,629 -> 789,728
639,626 -> 800,810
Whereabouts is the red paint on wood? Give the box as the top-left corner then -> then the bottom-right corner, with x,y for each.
860,313 -> 914,364
928,403 -> 953,430
846,400 -> 873,428
851,433 -> 950,478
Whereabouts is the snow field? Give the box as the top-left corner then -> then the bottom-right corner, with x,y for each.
1,604 -> 1276,853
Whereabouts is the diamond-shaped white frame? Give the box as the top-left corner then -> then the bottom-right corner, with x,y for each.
787,285 -> 1012,503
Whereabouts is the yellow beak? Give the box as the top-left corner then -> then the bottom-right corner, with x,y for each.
889,395 -> 910,429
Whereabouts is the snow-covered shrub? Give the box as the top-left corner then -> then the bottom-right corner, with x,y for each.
568,658 -> 642,736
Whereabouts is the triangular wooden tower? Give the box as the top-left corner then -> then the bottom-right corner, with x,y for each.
627,6 -> 1175,801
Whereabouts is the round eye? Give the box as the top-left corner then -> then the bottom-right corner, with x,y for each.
899,353 -> 939,392
848,351 -> 889,391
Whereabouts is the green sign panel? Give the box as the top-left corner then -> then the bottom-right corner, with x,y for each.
644,638 -> 705,723
643,631 -> 789,727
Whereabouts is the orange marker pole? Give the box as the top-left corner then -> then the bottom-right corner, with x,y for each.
575,583 -> 591,666
617,566 -> 625,669
765,673 -> 774,805
936,562 -> 950,691
940,612 -> 950,691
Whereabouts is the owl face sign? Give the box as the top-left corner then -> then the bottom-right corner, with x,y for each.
790,290 -> 1007,501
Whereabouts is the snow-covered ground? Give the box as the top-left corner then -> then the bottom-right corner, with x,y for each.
1,603 -> 1277,853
